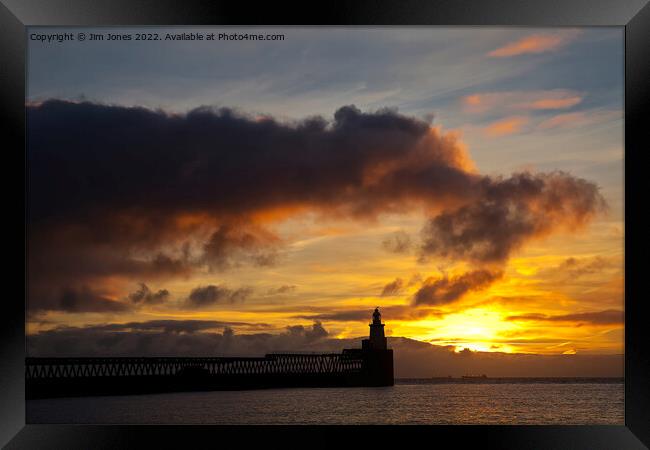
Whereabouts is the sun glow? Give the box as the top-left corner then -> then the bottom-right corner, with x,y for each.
403,308 -> 521,352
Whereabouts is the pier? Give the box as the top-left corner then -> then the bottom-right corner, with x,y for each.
26,308 -> 394,398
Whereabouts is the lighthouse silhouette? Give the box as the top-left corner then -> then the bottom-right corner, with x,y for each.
359,307 -> 393,385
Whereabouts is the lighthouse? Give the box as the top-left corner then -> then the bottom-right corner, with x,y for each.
356,307 -> 394,386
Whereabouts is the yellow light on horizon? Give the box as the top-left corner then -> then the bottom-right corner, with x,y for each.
401,307 -> 522,352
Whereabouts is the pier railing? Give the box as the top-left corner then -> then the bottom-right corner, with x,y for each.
26,353 -> 365,379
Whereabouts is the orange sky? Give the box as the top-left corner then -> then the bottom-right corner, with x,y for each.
27,125 -> 623,356
26,28 -> 624,362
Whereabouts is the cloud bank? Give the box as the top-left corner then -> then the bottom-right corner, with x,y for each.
413,270 -> 504,306
28,100 -> 605,313
186,285 -> 253,308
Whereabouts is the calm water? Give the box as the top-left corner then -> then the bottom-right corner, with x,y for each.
27,380 -> 624,425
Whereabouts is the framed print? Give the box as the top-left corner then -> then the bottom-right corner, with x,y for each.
1,0 -> 649,448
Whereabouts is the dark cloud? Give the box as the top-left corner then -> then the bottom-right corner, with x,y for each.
505,309 -> 623,326
27,236 -> 192,312
285,321 -> 329,342
29,242 -> 191,284
128,283 -> 169,305
29,286 -> 131,313
28,327 -> 229,358
149,253 -> 192,276
381,278 -> 405,296
27,320 -> 331,357
28,100 -> 473,227
187,285 -> 230,307
420,172 -> 606,264
27,100 -> 479,312
27,100 -> 605,314
202,223 -> 280,271
413,269 -> 503,306
186,284 -> 253,308
411,172 -> 605,309
382,231 -> 413,254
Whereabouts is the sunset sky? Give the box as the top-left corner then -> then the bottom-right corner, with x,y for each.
26,27 -> 624,366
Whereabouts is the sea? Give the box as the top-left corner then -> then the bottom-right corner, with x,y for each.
26,378 -> 624,425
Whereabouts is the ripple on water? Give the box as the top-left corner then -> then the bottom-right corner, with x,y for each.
27,382 -> 624,425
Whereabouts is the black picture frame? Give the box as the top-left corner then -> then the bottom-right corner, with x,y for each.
1,1 -> 648,448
